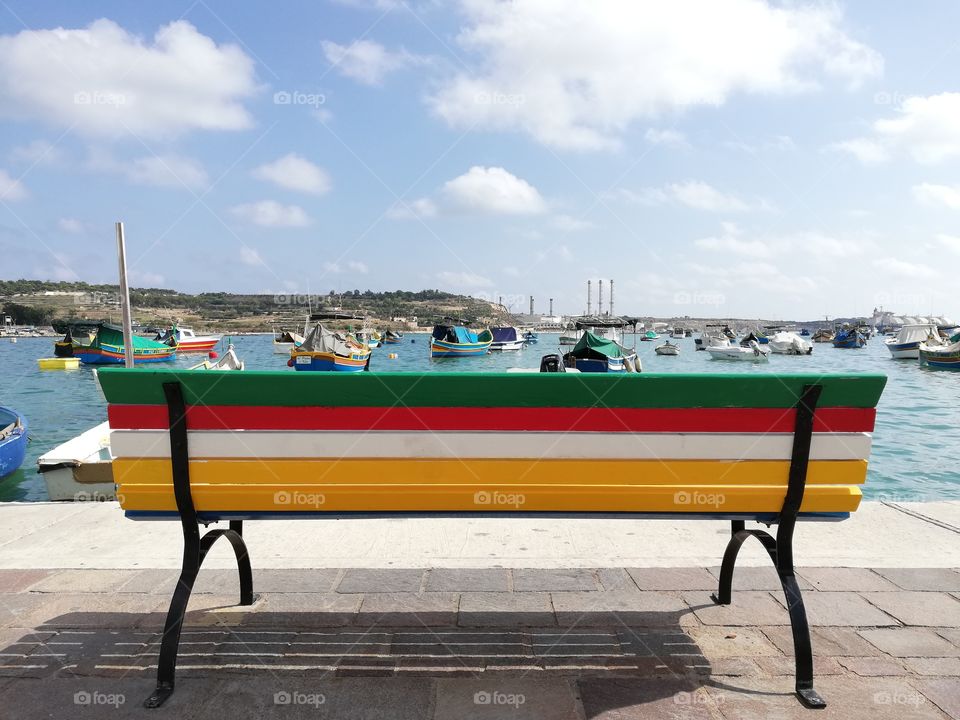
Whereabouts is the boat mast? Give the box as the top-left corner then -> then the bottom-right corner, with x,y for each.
115,221 -> 135,368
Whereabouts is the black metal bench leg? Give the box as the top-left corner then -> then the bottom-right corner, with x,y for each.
780,572 -> 823,708
145,382 -> 255,709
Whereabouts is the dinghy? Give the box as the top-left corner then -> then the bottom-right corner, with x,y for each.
706,339 -> 769,362
655,341 -> 680,356
768,331 -> 813,355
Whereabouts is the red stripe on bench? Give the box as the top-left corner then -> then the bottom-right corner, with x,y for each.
107,405 -> 876,434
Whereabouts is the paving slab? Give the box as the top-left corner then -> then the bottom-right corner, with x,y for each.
614,629 -> 701,658
837,656 -> 909,676
241,593 -> 361,627
425,569 -> 509,592
863,591 -> 960,627
597,568 -> 637,591
578,678 -> 718,719
552,590 -> 688,627
753,655 -> 845,676
252,568 -> 341,593
115,568 -> 178,594
903,657 -> 960,676
0,569 -> 56,593
458,592 -> 554,627
358,592 -> 459,626
799,567 -> 900,592
434,677 -> 581,720
627,567 -> 717,591
16,593 -> 165,630
686,626 -> 782,659
763,625 -> 884,657
682,591 -> 788,626
860,628 -> 960,658
916,678 -> 960,719
390,629 -> 529,661
773,590 -> 900,627
876,568 -> 960,592
28,569 -> 142,594
337,569 -> 424,594
512,568 -> 598,592
708,565 -> 813,591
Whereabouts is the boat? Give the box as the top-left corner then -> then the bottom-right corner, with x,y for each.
290,323 -> 371,371
919,331 -> 960,369
706,339 -> 769,362
37,357 -> 80,370
0,406 -> 28,480
800,328 -> 811,337
670,328 -> 685,339
655,341 -> 680,356
188,343 -> 245,370
73,323 -> 176,364
885,324 -> 940,359
522,330 -> 539,344
812,328 -> 834,343
352,328 -> 382,349
563,330 -> 640,373
154,325 -> 220,353
768,331 -> 813,355
38,422 -> 115,501
273,328 -> 305,354
640,330 -> 660,342
383,330 -> 403,344
489,326 -> 524,351
430,322 -> 493,358
832,324 -> 866,349
694,324 -> 734,351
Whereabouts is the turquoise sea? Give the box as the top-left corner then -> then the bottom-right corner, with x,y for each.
1,333 -> 958,502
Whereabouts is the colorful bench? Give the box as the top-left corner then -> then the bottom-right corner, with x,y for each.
97,368 -> 887,709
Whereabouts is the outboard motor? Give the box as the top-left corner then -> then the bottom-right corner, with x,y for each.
539,353 -> 566,373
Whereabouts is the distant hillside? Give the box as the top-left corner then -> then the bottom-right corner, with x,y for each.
0,279 -> 512,331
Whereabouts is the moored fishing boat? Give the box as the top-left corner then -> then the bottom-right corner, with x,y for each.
291,323 -> 370,371
522,330 -> 538,344
189,343 -> 245,370
919,332 -> 960,369
489,326 -> 524,351
273,328 -> 305,354
655,341 -> 680,356
832,324 -> 866,349
640,330 -> 660,342
383,330 -> 403,344
155,325 -> 220,353
768,331 -> 813,355
73,323 -> 175,364
352,328 -> 382,349
0,406 -> 28,479
38,422 -> 115,500
694,324 -> 734,351
563,330 -> 640,372
812,328 -> 834,343
430,322 -> 493,358
885,324 -> 939,359
707,338 -> 769,362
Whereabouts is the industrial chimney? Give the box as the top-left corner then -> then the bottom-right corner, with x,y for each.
609,279 -> 614,316
529,295 -> 534,316
598,279 -> 604,316
587,280 -> 592,315
549,298 -> 554,316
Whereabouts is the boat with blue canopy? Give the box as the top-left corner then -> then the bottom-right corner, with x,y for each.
0,406 -> 28,480
430,322 -> 493,358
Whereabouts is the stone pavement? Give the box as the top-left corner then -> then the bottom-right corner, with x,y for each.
1,566 -> 959,719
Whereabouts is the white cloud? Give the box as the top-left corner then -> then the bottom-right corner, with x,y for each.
0,169 -> 27,201
551,214 -> 596,232
936,234 -> 960,254
230,200 -> 311,228
873,257 -> 936,278
58,218 -> 84,234
11,139 -> 62,165
0,19 -> 257,139
428,1 -> 881,150
437,270 -> 493,288
129,270 -> 165,286
239,247 -> 265,266
252,153 -> 331,195
913,183 -> 960,210
387,197 -> 438,220
347,260 -> 369,274
321,39 -> 426,85
644,128 -> 690,149
694,223 -> 772,258
693,223 -> 871,260
828,138 -> 889,165
441,166 -> 546,215
323,261 -> 342,273
614,180 -> 753,212
125,155 -> 208,189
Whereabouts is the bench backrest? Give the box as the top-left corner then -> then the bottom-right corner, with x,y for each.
97,370 -> 886,519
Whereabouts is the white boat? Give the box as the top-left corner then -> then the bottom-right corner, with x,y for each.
694,324 -> 735,351
885,324 -> 940,359
768,331 -> 813,355
353,328 -> 382,349
655,341 -> 680,356
273,329 -> 305,353
188,343 -> 245,370
706,340 -> 769,362
489,326 -> 524,351
38,422 -> 115,501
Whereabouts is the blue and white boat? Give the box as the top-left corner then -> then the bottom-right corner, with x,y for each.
885,324 -> 939,359
563,330 -> 640,373
489,326 -> 524,351
0,406 -> 28,479
832,325 -> 866,349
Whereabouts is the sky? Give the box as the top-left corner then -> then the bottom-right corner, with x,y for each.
1,0 -> 960,320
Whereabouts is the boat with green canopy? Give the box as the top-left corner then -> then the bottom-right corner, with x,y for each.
563,330 -> 640,373
73,323 -> 176,364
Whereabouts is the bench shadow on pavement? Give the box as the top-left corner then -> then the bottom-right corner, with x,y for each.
0,603 -> 783,718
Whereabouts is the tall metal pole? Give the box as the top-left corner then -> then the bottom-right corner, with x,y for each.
587,280 -> 592,315
598,279 -> 604,316
609,279 -> 615,317
115,222 -> 135,368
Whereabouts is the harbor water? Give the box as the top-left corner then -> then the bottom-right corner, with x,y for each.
1,333 -> 957,502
